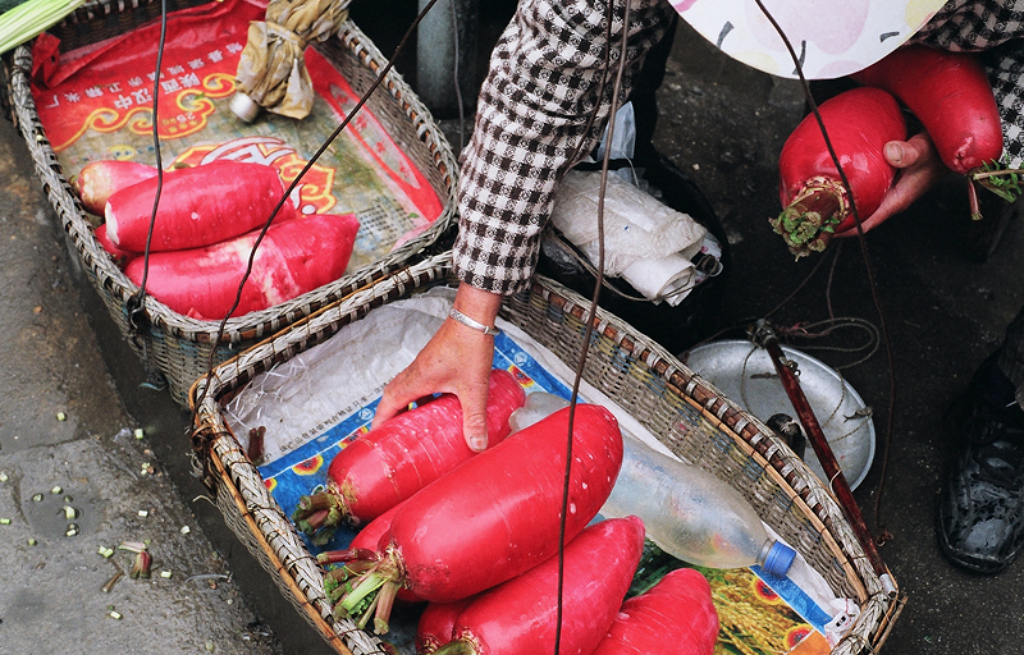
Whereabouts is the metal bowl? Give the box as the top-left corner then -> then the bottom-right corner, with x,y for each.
683,340 -> 876,491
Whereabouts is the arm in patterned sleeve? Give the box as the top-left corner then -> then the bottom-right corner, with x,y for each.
983,40 -> 1024,169
373,0 -> 674,451
452,0 -> 675,295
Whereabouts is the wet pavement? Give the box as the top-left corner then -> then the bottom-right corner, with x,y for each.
2,8 -> 1024,655
0,114 -> 284,652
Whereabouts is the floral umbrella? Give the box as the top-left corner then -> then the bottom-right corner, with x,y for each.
231,0 -> 349,121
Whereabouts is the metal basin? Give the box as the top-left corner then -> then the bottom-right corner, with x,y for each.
684,340 -> 876,491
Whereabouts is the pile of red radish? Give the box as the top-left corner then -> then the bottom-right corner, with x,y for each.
773,45 -> 1012,257
305,395 -> 719,654
74,159 -> 360,320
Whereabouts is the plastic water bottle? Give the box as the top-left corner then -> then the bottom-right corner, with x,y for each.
510,392 -> 795,576
604,436 -> 795,576
508,391 -> 576,433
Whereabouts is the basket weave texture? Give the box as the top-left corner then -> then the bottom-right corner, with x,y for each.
3,0 -> 458,406
189,252 -> 903,655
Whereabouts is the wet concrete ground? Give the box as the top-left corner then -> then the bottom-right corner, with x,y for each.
0,115 -> 283,652
3,8 -> 1024,655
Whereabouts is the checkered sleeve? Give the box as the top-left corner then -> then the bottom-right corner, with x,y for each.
912,0 -> 1024,167
452,0 -> 674,295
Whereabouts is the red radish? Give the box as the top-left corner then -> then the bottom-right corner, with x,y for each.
94,223 -> 137,268
294,369 -> 526,538
432,517 -> 646,655
105,160 -> 298,252
416,598 -> 475,655
76,160 -> 158,216
124,213 -> 359,319
591,568 -> 719,655
319,502 -> 425,604
851,45 -> 1003,175
331,404 -> 623,633
348,504 -> 404,553
772,87 -> 906,256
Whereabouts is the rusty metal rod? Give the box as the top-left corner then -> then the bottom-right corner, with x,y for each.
751,320 -> 896,597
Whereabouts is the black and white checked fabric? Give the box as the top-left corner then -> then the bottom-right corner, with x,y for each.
453,0 -> 1024,295
914,0 -> 1024,167
452,0 -> 673,295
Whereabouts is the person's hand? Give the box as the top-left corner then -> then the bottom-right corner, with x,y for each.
835,132 -> 949,237
371,283 -> 502,452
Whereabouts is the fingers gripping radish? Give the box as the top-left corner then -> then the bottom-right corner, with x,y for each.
591,568 -> 719,655
105,160 -> 298,252
294,369 -> 525,539
76,160 -> 158,216
851,45 -> 1002,176
123,212 -> 359,319
771,87 -> 906,256
432,517 -> 646,655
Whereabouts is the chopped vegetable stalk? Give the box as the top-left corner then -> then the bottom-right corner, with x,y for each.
101,570 -> 124,593
130,551 -> 152,579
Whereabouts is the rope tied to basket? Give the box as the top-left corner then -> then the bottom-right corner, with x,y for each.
189,415 -> 222,494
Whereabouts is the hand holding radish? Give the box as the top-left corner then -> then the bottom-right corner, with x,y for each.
294,368 -> 524,541
373,283 -> 503,452
834,132 -> 949,237
776,45 -> 1014,255
772,87 -> 906,256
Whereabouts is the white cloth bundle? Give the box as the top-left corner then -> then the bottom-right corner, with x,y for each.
550,170 -> 707,306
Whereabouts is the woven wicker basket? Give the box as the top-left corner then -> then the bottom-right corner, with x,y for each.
2,0 -> 458,406
189,252 -> 903,655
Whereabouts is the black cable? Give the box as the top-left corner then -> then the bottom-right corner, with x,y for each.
127,0 -> 169,329
753,0 -> 898,541
555,1 -> 631,652
449,0 -> 466,152
190,0 -> 444,420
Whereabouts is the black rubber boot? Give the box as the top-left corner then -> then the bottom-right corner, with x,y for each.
938,356 -> 1024,573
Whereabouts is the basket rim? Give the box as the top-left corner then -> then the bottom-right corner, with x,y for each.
6,12 -> 458,344
190,252 -> 901,655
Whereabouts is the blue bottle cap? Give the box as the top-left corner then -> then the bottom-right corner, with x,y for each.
762,541 -> 797,578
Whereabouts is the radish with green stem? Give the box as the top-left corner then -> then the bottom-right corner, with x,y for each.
293,369 -> 525,541
772,87 -> 906,256
328,404 -> 624,634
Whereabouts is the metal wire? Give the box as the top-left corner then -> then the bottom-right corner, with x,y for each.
753,0 -> 898,541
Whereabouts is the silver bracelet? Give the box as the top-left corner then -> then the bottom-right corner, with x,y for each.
448,307 -> 500,336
